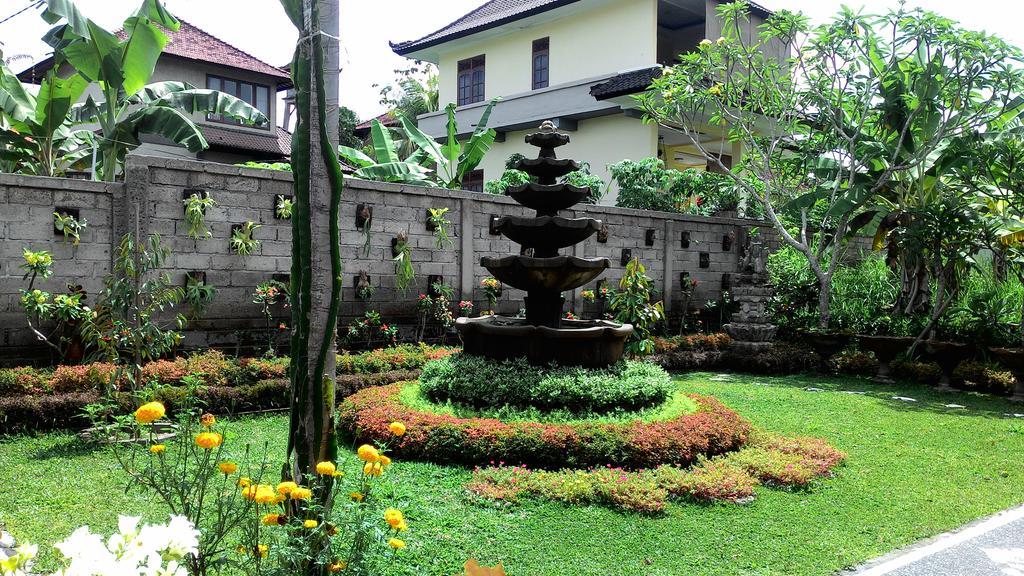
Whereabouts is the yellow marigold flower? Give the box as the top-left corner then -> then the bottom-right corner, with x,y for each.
699,39 -> 712,47
200,413 -> 216,428
396,520 -> 408,532
350,492 -> 364,502
257,544 -> 269,559
290,487 -> 312,501
238,477 -> 252,488
256,485 -> 276,504
194,432 -> 223,450
379,455 -> 392,467
384,508 -> 404,529
134,402 -> 166,425
316,461 -> 336,476
328,562 -> 346,573
149,444 -> 166,454
261,514 -> 282,526
363,462 -> 384,477
356,444 -> 379,463
333,471 -> 345,477
218,461 -> 238,475
242,485 -> 257,500
303,520 -> 318,529
388,538 -> 405,550
273,494 -> 286,504
388,422 -> 406,437
276,481 -> 297,495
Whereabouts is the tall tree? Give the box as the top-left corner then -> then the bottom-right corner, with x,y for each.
338,105 -> 360,148
280,0 -> 343,574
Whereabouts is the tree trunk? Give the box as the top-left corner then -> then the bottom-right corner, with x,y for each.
817,274 -> 831,330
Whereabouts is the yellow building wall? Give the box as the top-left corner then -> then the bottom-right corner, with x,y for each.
436,0 -> 658,105
479,113 -> 658,206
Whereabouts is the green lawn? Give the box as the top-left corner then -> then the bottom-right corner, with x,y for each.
2,372 -> 1024,575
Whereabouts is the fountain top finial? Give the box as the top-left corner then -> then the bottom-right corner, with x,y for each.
539,120 -> 557,132
525,121 -> 570,154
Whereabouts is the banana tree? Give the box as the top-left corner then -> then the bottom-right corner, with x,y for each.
399,99 -> 499,189
339,98 -> 499,189
338,119 -> 433,184
0,62 -> 95,176
40,0 -> 269,181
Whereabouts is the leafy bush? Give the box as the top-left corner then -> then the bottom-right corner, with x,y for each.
50,363 -> 117,393
953,361 -> 1016,395
652,333 -> 732,353
610,158 -> 676,212
419,354 -> 672,413
890,358 -> 942,384
609,258 -> 665,356
337,344 -> 458,374
829,351 -> 879,376
484,169 -> 531,195
940,262 -> 1023,348
720,342 -> 821,375
768,247 -> 914,337
609,158 -> 738,215
655,459 -> 757,503
0,392 -> 100,432
562,164 -> 606,204
338,383 -> 751,469
0,366 -> 50,395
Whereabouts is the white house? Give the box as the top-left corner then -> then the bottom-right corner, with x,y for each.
391,0 -> 776,204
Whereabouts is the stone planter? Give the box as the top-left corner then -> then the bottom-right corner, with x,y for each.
802,332 -> 851,364
989,347 -> 1024,402
858,336 -> 914,383
923,340 -> 973,391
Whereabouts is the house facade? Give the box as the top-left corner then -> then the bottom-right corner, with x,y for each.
18,20 -> 292,165
392,0 -> 775,204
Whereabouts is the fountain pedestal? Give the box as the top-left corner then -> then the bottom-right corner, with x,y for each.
456,122 -> 632,367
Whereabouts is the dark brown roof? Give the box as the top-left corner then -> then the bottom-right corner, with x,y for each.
590,66 -> 662,100
19,19 -> 291,86
354,112 -> 400,137
391,0 -> 582,56
392,1 -> 774,56
201,124 -> 291,158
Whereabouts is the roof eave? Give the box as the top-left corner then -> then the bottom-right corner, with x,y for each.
390,0 -> 583,57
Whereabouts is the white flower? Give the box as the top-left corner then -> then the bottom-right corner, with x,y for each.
50,516 -> 199,576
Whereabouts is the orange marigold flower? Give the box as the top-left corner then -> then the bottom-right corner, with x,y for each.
315,461 -> 336,476
149,444 -> 166,454
290,487 -> 312,501
194,432 -> 223,449
388,538 -> 405,550
379,455 -> 392,467
388,421 -> 406,436
327,562 -> 346,573
350,492 -> 364,502
200,413 -> 216,428
218,461 -> 238,475
363,462 -> 383,477
134,401 -> 165,424
237,477 -> 252,488
384,508 -> 403,528
356,444 -> 379,463
276,481 -> 297,495
261,514 -> 282,526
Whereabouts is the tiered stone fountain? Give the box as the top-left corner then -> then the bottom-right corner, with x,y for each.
455,122 -> 632,367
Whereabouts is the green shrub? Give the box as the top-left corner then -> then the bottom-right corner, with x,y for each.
0,366 -> 50,395
336,344 -> 457,374
953,361 -> 1016,395
484,169 -> 531,195
419,354 -> 672,413
891,359 -> 942,384
829,351 -> 879,376
940,262 -> 1023,348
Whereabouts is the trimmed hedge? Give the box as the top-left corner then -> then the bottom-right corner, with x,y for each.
420,354 -> 672,413
649,341 -> 821,375
337,383 -> 751,469
337,344 -> 458,374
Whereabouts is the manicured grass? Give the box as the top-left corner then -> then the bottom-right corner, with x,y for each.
2,372 -> 1024,575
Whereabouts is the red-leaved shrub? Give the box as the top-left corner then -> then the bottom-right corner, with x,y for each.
337,383 -> 751,469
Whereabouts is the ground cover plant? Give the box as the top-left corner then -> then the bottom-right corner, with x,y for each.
466,431 -> 845,514
5,371 -> 1024,575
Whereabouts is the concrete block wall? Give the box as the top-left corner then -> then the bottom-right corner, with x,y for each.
0,155 -> 774,361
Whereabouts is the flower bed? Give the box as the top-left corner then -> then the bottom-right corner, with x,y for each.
337,383 -> 751,469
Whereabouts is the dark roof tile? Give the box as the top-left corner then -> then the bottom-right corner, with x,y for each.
590,66 -> 662,100
201,124 -> 291,158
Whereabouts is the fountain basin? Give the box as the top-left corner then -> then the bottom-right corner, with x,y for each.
515,158 -> 580,183
482,255 -> 610,293
456,315 -> 633,367
494,216 -> 602,255
506,182 -> 593,215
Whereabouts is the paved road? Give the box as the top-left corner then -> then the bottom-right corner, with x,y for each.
846,505 -> 1024,576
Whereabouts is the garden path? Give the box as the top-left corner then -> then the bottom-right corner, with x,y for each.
846,504 -> 1024,575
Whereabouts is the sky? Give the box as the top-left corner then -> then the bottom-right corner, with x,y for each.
2,0 -> 1024,122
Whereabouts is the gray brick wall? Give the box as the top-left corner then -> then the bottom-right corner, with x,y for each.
0,156 -> 774,362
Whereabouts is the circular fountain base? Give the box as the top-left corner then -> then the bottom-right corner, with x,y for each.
456,315 -> 633,368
